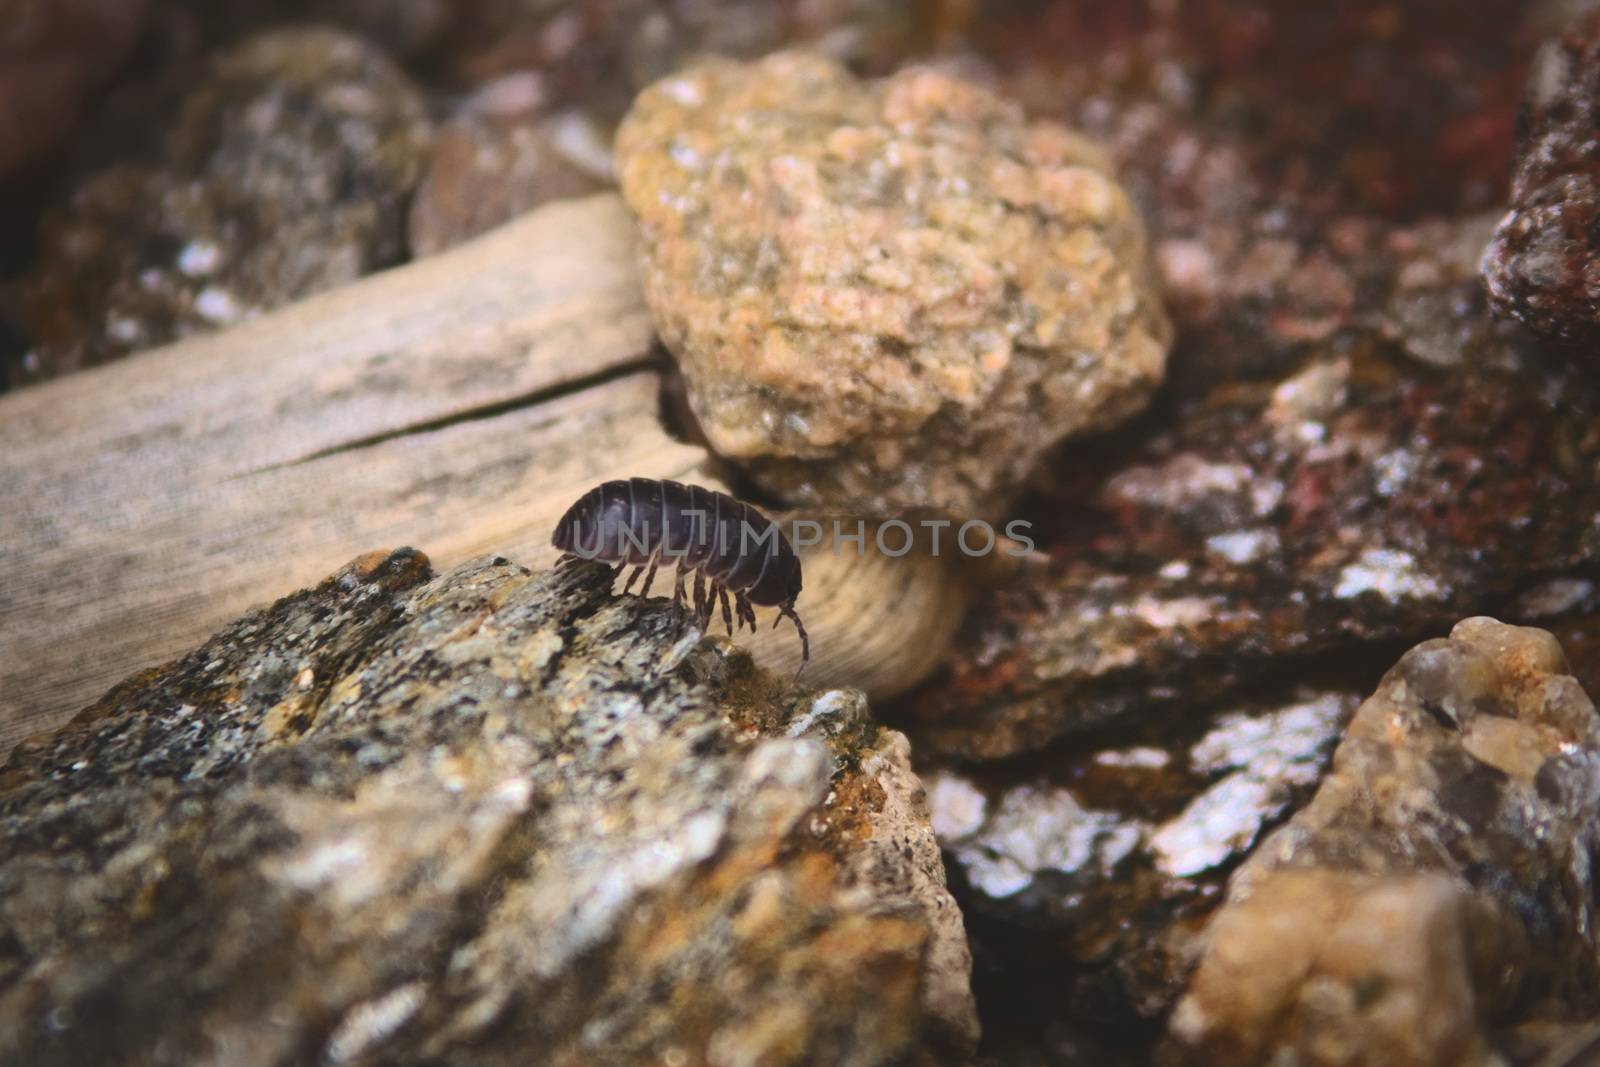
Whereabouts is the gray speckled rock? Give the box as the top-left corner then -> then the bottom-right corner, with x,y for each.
1167,618 -> 1600,1066
1483,13 -> 1600,348
0,549 -> 976,1066
616,52 -> 1172,517
9,27 -> 433,383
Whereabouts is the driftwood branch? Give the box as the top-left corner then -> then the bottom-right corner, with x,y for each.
0,194 -> 972,750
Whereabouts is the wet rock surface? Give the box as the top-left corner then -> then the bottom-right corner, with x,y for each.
7,27 -> 432,383
617,52 -> 1172,516
1167,618 -> 1600,1065
1484,13 -> 1600,348
0,550 -> 977,1066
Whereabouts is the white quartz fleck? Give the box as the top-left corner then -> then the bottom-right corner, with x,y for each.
953,785 -> 1146,899
1189,694 -> 1350,776
1106,455 -> 1255,512
1132,595 -> 1215,629
194,286 -> 242,324
1151,694 -> 1351,878
1333,548 -> 1444,602
1205,528 -> 1279,564
177,241 -> 222,276
1094,746 -> 1171,770
1151,775 -> 1279,878
327,982 -> 427,1062
925,772 -> 988,841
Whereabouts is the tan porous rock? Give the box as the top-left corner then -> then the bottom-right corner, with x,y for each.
617,52 -> 1171,516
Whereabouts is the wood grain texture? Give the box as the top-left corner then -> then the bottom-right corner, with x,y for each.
0,193 -> 972,751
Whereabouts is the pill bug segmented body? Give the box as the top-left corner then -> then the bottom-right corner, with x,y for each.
552,478 -> 809,673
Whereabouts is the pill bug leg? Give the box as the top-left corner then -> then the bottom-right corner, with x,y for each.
735,591 -> 756,633
640,559 -> 659,598
718,586 -> 734,635
673,565 -> 687,609
694,571 -> 708,625
623,564 -> 646,594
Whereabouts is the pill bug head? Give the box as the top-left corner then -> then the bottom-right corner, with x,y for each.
551,486 -> 603,558
551,499 -> 583,554
748,547 -> 802,607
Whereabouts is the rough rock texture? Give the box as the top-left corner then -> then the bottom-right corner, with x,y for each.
0,550 -> 977,1066
7,27 -> 432,383
1483,14 -> 1600,347
1167,618 -> 1600,1066
617,52 -> 1172,516
880,8 -> 1600,1060
907,214 -> 1600,762
409,73 -> 612,257
926,690 -> 1356,1061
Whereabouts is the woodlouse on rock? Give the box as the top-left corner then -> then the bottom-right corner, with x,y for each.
553,478 -> 809,674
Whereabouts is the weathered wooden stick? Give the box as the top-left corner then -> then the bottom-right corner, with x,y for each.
0,194 -> 973,750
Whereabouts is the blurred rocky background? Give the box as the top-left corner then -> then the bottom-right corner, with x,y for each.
5,2 -> 1600,1065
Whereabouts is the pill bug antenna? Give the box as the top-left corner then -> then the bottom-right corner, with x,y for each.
779,601 -> 809,681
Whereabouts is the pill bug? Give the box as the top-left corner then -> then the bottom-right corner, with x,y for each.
552,478 -> 809,674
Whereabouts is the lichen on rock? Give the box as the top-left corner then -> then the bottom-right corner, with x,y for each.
0,550 -> 976,1066
616,52 -> 1172,516
1167,618 -> 1600,1066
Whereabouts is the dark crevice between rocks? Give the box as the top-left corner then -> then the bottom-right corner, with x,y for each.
657,349 -> 801,516
232,356 -> 657,477
0,314 -> 30,395
654,341 -> 707,449
951,849 -> 1170,1067
883,626 -> 1415,773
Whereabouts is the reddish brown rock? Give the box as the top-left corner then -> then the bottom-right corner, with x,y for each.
906,215 -> 1600,762
928,689 -> 1356,1061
